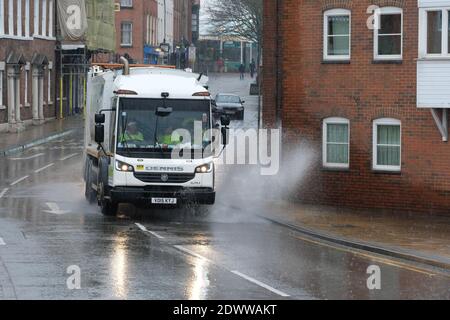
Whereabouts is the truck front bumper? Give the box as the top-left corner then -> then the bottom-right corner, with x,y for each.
110,186 -> 216,205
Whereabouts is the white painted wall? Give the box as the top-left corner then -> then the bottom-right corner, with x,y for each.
157,0 -> 174,51
417,60 -> 450,108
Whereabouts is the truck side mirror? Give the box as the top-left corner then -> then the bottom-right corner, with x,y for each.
221,115 -> 230,126
95,113 -> 105,124
95,124 -> 105,144
221,127 -> 229,146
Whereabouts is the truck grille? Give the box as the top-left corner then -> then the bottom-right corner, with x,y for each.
134,172 -> 196,184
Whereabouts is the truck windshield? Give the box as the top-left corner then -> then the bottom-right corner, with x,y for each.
116,98 -> 212,159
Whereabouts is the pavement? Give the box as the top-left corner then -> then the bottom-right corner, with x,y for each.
0,73 -> 449,299
0,116 -> 84,156
259,202 -> 450,270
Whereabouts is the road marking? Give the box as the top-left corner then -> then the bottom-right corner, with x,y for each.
174,245 -> 213,263
173,245 -> 289,297
34,163 -> 55,173
43,202 -> 69,215
59,153 -> 79,161
291,234 -> 439,277
9,153 -> 45,160
10,175 -> 29,186
135,223 -> 165,239
230,270 -> 290,297
0,188 -> 9,199
0,237 -> 5,246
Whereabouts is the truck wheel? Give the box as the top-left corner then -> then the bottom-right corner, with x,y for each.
101,200 -> 118,217
84,159 -> 96,204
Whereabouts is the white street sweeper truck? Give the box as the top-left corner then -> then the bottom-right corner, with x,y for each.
83,58 -> 229,216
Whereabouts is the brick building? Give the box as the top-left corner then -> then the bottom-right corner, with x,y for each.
0,0 -> 56,133
115,0 -> 159,64
263,0 -> 450,213
173,0 -> 192,45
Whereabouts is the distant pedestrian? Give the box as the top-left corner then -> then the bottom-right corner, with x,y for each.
217,58 -> 224,73
239,63 -> 245,80
250,59 -> 256,78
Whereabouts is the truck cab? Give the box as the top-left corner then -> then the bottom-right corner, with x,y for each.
84,62 -> 229,216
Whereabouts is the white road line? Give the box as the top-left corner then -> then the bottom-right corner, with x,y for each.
34,163 -> 55,173
0,188 -> 9,199
173,245 -> 289,297
59,153 -> 79,161
9,153 -> 45,161
174,245 -> 212,262
135,223 -> 147,232
135,223 -> 165,239
0,237 -> 5,246
43,202 -> 69,215
10,175 -> 30,186
230,271 -> 290,297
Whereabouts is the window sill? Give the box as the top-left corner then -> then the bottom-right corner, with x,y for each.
0,105 -> 5,110
322,60 -> 351,64
372,59 -> 403,64
121,44 -> 133,48
372,169 -> 402,175
417,57 -> 450,62
322,166 -> 350,172
33,35 -> 56,41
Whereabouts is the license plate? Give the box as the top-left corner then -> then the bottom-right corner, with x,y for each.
151,198 -> 177,205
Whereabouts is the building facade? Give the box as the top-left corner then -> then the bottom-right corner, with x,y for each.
263,0 -> 450,213
115,0 -> 159,64
157,0 -> 174,55
173,0 -> 192,45
0,0 -> 56,132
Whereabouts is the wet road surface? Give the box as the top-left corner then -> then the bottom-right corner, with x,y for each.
1,133 -> 450,299
1,75 -> 450,299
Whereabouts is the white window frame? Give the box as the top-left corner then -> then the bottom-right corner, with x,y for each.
323,9 -> 351,61
17,0 -> 22,36
34,0 -> 39,36
419,7 -> 450,58
0,0 -> 4,36
374,7 -> 403,61
0,62 -> 4,108
42,0 -> 47,37
25,0 -> 30,37
323,117 -> 350,169
373,118 -> 402,172
120,0 -> 133,8
48,0 -> 53,38
8,0 -> 13,35
121,22 -> 133,47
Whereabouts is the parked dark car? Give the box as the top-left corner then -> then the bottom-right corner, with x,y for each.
213,94 -> 245,120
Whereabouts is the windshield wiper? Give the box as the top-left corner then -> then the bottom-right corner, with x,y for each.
120,112 -> 132,157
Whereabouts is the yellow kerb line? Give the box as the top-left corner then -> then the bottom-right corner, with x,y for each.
292,234 -> 447,278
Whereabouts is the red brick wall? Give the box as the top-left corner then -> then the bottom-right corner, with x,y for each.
115,0 -> 158,63
263,0 -> 450,213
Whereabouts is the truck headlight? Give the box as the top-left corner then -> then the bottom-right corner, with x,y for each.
116,160 -> 134,172
195,162 -> 213,173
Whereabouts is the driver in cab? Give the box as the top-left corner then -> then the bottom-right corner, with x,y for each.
120,121 -> 144,144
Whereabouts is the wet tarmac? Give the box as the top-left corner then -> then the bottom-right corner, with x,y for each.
0,75 -> 450,300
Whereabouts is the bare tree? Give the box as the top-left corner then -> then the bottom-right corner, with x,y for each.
206,0 -> 263,47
